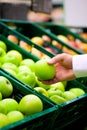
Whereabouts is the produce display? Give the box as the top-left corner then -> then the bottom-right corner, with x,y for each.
36,80 -> 86,104
0,39 -> 55,87
37,23 -> 87,53
7,31 -> 87,59
7,33 -> 78,58
7,34 -> 57,59
0,21 -> 87,130
50,33 -> 87,54
0,21 -> 83,59
0,75 -> 43,128
0,40 -> 86,106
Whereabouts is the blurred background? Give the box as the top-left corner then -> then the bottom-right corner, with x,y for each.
0,0 -> 63,23
0,0 -> 87,28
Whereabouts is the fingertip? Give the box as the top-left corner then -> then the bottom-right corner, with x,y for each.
47,59 -> 53,64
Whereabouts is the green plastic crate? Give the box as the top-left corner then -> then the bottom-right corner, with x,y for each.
0,34 -> 39,61
77,77 -> 87,87
0,21 -> 56,58
0,19 -> 84,55
0,33 -> 57,106
0,68 -> 58,130
52,79 -> 87,129
37,22 -> 87,42
1,20 -> 87,129
36,22 -> 87,44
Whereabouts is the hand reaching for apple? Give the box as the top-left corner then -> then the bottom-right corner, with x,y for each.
41,53 -> 76,84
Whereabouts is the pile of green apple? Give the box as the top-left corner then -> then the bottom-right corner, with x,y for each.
35,80 -> 85,104
0,40 -> 86,106
0,75 -> 43,128
0,40 -> 56,88
0,40 -> 37,88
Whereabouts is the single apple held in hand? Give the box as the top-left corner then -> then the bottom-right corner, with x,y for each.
34,59 -> 56,80
18,94 -> 43,115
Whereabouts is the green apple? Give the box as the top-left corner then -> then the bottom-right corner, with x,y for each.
3,50 -> 23,66
18,94 -> 43,115
34,87 -> 49,97
50,82 -> 65,92
36,78 -> 51,90
0,92 -> 2,101
62,81 -> 67,88
0,40 -> 7,52
0,113 -> 10,128
16,71 -> 36,88
62,91 -> 77,101
0,47 -> 6,57
69,88 -> 85,97
0,102 -> 6,114
18,65 -> 32,73
50,95 -> 66,104
47,89 -> 63,97
34,59 -> 56,80
7,110 -> 24,123
1,62 -> 18,73
57,35 -> 69,44
0,76 -> 13,98
3,68 -> 17,77
20,58 -> 35,72
0,98 -> 19,114
0,47 -> 6,64
0,62 -> 2,67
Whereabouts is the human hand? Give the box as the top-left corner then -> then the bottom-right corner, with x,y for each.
41,53 -> 76,84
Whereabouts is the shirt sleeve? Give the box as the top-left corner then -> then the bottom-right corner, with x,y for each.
73,54 -> 87,78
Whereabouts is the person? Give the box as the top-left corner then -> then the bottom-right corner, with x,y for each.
42,53 -> 87,84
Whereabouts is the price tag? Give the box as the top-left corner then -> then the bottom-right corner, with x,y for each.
31,0 -> 52,14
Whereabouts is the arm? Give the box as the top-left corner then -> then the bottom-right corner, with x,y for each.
73,54 -> 87,77
42,53 -> 87,84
